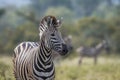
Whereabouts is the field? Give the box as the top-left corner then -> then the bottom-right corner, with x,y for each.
0,55 -> 120,80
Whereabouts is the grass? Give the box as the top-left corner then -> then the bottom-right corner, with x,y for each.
55,57 -> 120,80
0,55 -> 120,80
0,55 -> 15,80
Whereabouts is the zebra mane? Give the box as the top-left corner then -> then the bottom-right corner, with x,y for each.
39,15 -> 59,39
40,15 -> 57,25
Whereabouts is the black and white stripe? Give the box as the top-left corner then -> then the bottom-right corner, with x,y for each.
13,16 -> 68,80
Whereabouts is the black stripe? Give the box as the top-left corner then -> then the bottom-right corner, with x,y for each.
18,46 -> 21,53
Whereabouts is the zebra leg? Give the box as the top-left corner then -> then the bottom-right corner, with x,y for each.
94,55 -> 97,65
78,56 -> 83,65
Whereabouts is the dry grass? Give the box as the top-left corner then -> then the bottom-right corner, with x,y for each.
0,55 -> 120,80
55,56 -> 120,80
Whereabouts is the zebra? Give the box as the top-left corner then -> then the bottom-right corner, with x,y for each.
64,35 -> 73,52
76,40 -> 109,65
13,15 -> 68,80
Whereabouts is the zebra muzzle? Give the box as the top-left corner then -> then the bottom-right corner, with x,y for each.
60,43 -> 68,55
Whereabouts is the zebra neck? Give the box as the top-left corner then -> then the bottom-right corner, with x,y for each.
32,41 -> 54,78
38,39 -> 52,65
95,44 -> 104,52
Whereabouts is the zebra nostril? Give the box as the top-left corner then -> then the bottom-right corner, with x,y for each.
61,43 -> 68,55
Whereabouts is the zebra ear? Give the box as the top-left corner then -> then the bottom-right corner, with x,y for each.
55,19 -> 62,28
57,17 -> 63,28
40,16 -> 50,24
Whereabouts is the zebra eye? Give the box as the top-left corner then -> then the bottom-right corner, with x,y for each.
52,20 -> 56,25
51,33 -> 55,36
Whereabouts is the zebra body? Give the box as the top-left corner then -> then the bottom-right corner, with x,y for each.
76,40 -> 108,64
14,42 -> 54,80
13,16 -> 68,80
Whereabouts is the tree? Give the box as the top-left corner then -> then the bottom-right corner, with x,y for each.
0,8 -> 5,18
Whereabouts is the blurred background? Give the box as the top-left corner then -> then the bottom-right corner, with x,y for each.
0,0 -> 120,80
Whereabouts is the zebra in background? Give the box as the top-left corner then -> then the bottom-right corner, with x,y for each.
13,16 -> 68,80
64,35 -> 73,52
76,40 -> 109,65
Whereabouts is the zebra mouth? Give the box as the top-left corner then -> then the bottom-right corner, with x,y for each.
60,43 -> 68,56
60,49 -> 68,56
53,44 -> 68,56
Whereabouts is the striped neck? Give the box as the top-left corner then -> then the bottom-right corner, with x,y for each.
33,39 -> 55,79
38,38 -> 52,65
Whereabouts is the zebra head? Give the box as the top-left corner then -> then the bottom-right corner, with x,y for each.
39,15 -> 68,55
102,40 -> 110,53
95,40 -> 110,53
101,40 -> 109,49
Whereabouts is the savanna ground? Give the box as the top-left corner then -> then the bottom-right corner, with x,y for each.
0,54 -> 120,80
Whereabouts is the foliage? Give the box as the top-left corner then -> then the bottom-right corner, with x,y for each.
0,22 -> 39,53
45,6 -> 75,22
0,0 -> 120,54
0,16 -> 120,53
0,8 -> 5,18
74,17 -> 120,52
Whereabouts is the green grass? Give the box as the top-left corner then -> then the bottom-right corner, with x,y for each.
0,55 -> 120,80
